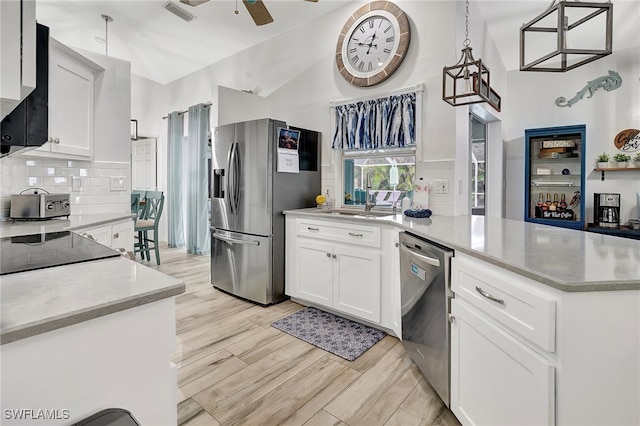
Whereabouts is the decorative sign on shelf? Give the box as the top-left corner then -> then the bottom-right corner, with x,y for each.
613,128 -> 640,152
555,70 -> 622,108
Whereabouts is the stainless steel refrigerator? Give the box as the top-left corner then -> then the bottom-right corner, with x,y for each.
210,118 -> 320,305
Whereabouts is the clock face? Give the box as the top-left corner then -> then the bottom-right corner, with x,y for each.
336,2 -> 411,87
345,16 -> 397,76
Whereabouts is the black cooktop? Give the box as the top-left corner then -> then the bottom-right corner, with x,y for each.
0,231 -> 121,276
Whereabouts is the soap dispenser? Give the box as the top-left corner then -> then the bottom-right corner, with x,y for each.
325,189 -> 332,209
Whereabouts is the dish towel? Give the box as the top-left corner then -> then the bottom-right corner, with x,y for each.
404,208 -> 432,218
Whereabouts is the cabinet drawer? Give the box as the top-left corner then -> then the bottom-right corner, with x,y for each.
451,254 -> 556,352
297,218 -> 381,248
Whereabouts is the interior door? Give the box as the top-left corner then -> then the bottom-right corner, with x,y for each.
131,138 -> 157,190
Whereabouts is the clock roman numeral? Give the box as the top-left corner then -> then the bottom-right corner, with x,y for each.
384,25 -> 392,33
358,61 -> 365,71
386,36 -> 394,43
359,27 -> 365,33
369,20 -> 374,29
368,62 -> 373,71
383,48 -> 391,54
351,55 -> 360,64
349,47 -> 357,54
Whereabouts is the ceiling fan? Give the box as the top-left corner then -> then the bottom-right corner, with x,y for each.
180,0 -> 319,26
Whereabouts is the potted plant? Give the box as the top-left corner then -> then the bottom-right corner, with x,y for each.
613,152 -> 631,168
596,152 -> 610,168
633,152 -> 640,168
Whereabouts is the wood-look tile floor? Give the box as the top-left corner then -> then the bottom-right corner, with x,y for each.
138,244 -> 460,426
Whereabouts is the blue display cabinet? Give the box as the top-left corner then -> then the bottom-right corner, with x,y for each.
524,124 -> 586,230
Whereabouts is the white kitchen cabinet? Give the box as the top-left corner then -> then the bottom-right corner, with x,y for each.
0,0 -> 36,121
78,219 -> 133,253
450,298 -> 555,426
290,217 -> 382,324
30,39 -> 103,159
450,253 -> 556,425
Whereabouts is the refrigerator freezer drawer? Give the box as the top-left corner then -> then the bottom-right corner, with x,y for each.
211,229 -> 273,305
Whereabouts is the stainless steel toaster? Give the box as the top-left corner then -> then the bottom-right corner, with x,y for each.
10,192 -> 71,220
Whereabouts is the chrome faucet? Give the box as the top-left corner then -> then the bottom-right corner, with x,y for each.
364,173 -> 376,212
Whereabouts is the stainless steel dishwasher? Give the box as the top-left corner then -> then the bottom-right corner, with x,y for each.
400,231 -> 454,407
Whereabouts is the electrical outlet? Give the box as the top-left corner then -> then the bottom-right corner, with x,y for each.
72,176 -> 82,192
110,176 -> 126,191
434,180 -> 449,194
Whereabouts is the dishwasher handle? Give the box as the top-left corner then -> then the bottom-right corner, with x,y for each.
401,242 -> 440,267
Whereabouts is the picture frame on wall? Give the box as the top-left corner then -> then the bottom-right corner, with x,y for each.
130,119 -> 138,140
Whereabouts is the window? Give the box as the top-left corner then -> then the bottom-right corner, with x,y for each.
342,149 -> 416,209
470,114 -> 487,216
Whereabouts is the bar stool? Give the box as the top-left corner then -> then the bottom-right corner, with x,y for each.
134,191 -> 164,265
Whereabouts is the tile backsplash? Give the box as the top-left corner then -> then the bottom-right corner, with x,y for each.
0,156 -> 130,219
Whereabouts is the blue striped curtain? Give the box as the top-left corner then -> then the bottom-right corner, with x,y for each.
332,92 -> 416,150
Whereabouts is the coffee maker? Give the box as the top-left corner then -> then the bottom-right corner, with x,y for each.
594,193 -> 620,228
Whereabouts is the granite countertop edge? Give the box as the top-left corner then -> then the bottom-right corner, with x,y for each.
284,208 -> 640,292
1,281 -> 185,345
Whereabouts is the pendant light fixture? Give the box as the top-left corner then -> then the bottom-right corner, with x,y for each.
442,0 -> 491,107
520,0 -> 613,72
100,14 -> 113,56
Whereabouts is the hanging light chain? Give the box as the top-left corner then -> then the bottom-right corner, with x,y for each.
101,14 -> 113,56
463,0 -> 470,48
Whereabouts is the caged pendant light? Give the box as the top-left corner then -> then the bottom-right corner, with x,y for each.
442,0 -> 491,107
520,0 -> 613,72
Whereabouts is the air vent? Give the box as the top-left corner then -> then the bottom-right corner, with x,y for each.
163,1 -> 196,22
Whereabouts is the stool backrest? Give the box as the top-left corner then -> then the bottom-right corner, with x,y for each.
142,190 -> 164,222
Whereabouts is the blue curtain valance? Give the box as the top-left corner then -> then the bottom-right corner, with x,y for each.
331,92 -> 416,151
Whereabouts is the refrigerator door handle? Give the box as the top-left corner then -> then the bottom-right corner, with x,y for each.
212,231 -> 260,246
232,142 -> 241,214
227,142 -> 237,215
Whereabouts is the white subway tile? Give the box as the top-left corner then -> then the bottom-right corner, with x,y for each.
25,160 -> 42,167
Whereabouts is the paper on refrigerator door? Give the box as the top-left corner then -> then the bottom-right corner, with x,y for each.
277,151 -> 299,173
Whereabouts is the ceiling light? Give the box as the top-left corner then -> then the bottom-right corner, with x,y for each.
520,0 -> 613,72
164,1 -> 196,22
442,0 -> 491,107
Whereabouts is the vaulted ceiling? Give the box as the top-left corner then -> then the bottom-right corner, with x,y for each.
35,0 -> 640,85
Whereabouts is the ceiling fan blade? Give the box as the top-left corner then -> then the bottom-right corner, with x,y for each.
179,0 -> 209,6
243,0 -> 274,26
304,0 -> 319,2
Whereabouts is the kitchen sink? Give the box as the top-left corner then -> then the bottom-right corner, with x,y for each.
315,209 -> 394,218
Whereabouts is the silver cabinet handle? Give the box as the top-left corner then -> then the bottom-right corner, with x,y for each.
113,232 -> 119,239
349,232 -> 363,237
326,252 -> 331,257
332,254 -> 337,259
475,286 -> 505,305
53,138 -> 60,144
307,227 -> 320,231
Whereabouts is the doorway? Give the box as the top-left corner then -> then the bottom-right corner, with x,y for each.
470,114 -> 487,216
131,137 -> 157,190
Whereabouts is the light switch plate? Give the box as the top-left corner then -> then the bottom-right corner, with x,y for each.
110,176 -> 127,191
72,176 -> 82,192
435,180 -> 449,194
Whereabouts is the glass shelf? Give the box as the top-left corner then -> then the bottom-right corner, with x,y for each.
531,181 -> 577,187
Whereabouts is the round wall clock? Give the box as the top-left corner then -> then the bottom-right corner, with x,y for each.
335,1 -> 411,87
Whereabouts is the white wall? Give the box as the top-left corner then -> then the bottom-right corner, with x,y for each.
132,1 -> 472,220
504,47 -> 640,224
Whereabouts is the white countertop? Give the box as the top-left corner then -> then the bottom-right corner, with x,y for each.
0,213 -> 185,345
0,212 -> 135,238
285,208 -> 640,292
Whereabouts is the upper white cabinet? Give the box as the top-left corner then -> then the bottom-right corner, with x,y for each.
0,0 -> 36,121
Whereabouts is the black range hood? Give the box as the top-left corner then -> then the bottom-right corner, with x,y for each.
0,23 -> 49,157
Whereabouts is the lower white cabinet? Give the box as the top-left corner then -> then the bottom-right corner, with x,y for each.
296,237 -> 381,322
450,298 -> 555,426
78,219 -> 133,253
287,216 -> 398,329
